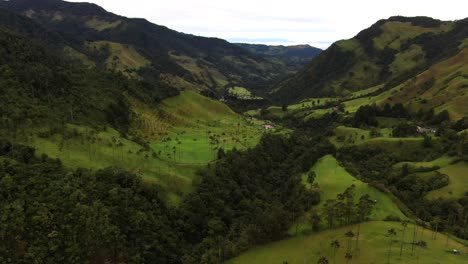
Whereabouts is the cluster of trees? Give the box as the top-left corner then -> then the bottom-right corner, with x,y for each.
353,103 -> 409,127
322,185 -> 375,229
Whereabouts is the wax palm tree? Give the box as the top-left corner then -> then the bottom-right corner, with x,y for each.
330,240 -> 340,264
399,220 -> 409,257
345,230 -> 355,252
387,228 -> 397,264
345,252 -> 353,264
317,256 -> 329,264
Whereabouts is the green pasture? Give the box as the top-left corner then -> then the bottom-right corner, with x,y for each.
228,221 -> 468,264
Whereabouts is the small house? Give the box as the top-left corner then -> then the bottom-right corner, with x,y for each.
417,126 -> 438,134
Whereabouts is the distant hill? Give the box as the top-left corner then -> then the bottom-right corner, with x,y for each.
272,16 -> 468,109
236,43 -> 322,72
0,0 -> 315,97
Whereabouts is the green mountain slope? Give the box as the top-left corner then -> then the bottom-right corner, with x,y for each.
272,16 -> 467,105
0,0 -> 315,97
0,9 -> 268,205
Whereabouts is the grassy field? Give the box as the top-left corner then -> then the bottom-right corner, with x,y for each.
228,221 -> 468,264
330,126 -> 394,147
305,155 -> 406,219
291,155 -> 406,235
24,91 -> 265,205
394,156 -> 458,169
152,91 -> 264,164
373,21 -> 451,51
392,155 -> 467,200
87,41 -> 150,73
426,162 -> 468,199
229,86 -> 263,100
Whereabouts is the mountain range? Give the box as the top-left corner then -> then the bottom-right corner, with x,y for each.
0,0 -> 321,99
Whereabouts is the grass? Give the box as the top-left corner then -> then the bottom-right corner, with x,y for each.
228,86 -> 262,100
228,221 -> 468,264
330,126 -> 393,147
426,161 -> 468,199
85,18 -> 122,31
290,155 -> 406,235
305,155 -> 405,219
391,155 -> 466,200
155,92 -> 264,162
394,156 -> 458,169
389,44 -> 425,76
87,41 -> 150,73
373,21 -> 451,50
169,52 -> 230,90
26,125 -> 199,198
23,91 -> 265,205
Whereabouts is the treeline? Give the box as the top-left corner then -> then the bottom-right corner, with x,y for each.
0,131 -> 335,263
322,185 -> 375,229
352,103 -> 450,128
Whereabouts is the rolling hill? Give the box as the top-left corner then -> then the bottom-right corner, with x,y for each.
272,16 -> 468,112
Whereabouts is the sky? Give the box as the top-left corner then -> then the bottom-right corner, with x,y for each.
68,0 -> 467,49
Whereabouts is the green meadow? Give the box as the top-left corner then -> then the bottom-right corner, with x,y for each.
228,221 -> 468,264
23,91 -> 265,205
291,155 -> 406,235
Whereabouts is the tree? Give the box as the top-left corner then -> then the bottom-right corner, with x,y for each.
387,228 -> 397,264
217,147 -> 226,159
307,171 -> 317,184
399,220 -> 409,257
309,210 -> 321,231
345,252 -> 353,264
345,230 -> 355,253
317,256 -> 329,264
330,240 -> 340,264
355,194 -> 374,252
422,135 -> 433,148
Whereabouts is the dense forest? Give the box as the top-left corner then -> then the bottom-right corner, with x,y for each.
0,130 -> 335,263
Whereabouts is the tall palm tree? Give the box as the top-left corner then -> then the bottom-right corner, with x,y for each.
345,230 -> 355,252
330,240 -> 340,264
387,228 -> 397,264
345,252 -> 353,264
399,220 -> 408,257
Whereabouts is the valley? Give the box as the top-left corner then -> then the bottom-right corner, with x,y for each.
0,1 -> 466,263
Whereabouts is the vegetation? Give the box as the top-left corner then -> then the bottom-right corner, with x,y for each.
0,1 -> 467,264
229,221 -> 468,264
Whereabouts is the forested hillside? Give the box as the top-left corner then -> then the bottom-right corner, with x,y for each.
273,16 -> 468,106
0,0 -> 316,98
235,43 -> 321,72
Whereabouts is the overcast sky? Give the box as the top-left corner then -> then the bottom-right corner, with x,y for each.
68,0 -> 467,49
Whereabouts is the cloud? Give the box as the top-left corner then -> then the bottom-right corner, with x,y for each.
68,0 -> 468,49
